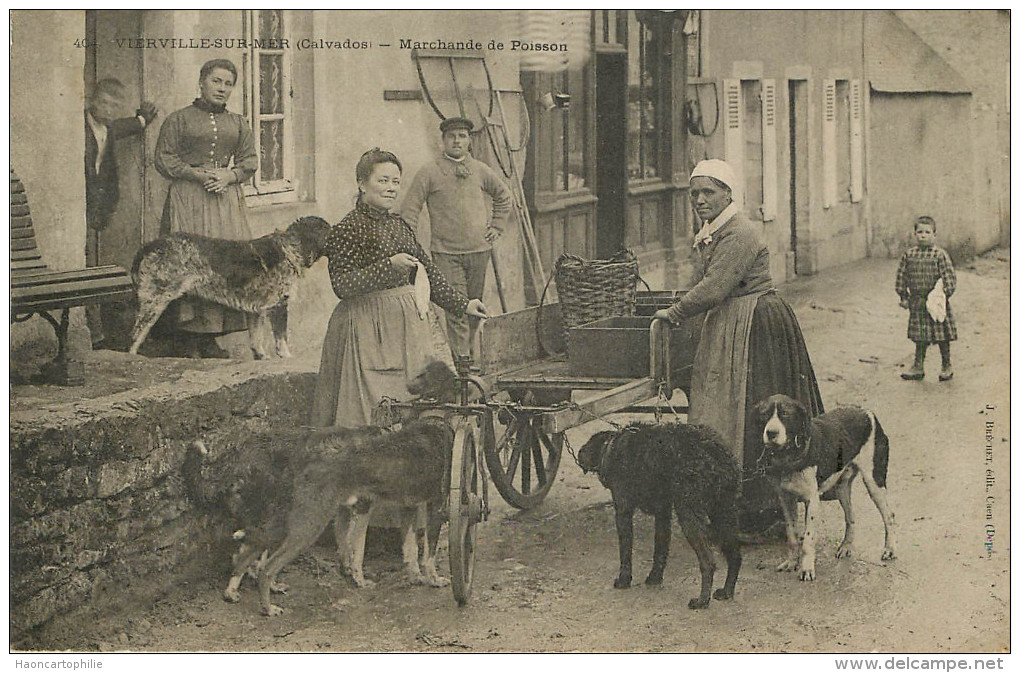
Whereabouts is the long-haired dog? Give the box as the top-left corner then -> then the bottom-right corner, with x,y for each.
255,359 -> 458,616
577,423 -> 742,609
753,394 -> 896,582
128,215 -> 331,359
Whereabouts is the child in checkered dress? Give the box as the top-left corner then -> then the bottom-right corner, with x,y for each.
895,216 -> 958,381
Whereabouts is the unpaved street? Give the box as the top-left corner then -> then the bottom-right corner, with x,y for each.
35,254 -> 1010,653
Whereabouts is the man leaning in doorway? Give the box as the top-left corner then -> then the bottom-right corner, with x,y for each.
84,78 -> 157,348
399,117 -> 512,360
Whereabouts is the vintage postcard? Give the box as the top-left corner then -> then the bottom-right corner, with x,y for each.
8,9 -> 1010,660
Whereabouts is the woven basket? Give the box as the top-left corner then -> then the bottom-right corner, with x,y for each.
542,250 -> 646,353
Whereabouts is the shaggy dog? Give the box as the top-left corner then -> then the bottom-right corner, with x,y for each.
577,423 -> 742,609
128,215 -> 331,359
754,394 -> 896,582
255,359 -> 458,616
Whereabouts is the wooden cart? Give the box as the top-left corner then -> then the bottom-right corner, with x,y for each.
383,302 -> 700,605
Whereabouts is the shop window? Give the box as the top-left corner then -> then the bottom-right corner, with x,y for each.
627,11 -> 667,182
242,9 -> 294,196
533,68 -> 589,194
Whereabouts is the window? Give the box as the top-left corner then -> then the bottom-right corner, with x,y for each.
243,10 -> 293,197
533,68 -> 589,194
627,11 -> 667,182
595,10 -> 625,46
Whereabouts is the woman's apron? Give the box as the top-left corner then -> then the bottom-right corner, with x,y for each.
311,285 -> 452,429
688,289 -> 772,468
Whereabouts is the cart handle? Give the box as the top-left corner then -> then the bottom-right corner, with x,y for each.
649,316 -> 675,399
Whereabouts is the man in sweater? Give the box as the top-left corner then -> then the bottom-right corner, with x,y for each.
399,117 -> 512,359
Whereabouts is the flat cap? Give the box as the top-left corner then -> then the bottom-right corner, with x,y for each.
440,117 -> 474,134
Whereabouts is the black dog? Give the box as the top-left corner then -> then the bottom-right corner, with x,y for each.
754,394 -> 896,581
577,423 -> 742,609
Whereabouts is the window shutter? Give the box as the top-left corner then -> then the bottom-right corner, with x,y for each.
761,79 -> 778,222
723,79 -> 744,207
822,79 -> 837,209
850,79 -> 864,203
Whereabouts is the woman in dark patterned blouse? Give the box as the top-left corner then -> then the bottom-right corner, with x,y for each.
153,58 -> 257,358
310,148 -> 489,428
654,159 -> 824,534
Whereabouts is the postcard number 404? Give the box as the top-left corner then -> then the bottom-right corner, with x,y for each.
74,38 -> 96,48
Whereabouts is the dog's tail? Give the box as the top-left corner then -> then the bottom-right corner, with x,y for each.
870,413 -> 890,489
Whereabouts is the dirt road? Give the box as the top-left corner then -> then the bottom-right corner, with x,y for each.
37,253 -> 1011,653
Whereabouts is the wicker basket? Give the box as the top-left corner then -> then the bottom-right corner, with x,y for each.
543,250 -> 645,353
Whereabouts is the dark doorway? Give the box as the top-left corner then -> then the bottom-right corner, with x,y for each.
788,79 -> 809,275
595,53 -> 627,258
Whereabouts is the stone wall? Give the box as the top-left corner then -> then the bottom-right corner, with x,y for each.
10,370 -> 316,643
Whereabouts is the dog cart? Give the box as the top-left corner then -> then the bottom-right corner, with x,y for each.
381,298 -> 701,606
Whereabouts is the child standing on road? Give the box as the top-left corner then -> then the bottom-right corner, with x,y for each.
895,215 -> 958,381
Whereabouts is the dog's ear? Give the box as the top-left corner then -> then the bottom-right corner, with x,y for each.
754,397 -> 774,419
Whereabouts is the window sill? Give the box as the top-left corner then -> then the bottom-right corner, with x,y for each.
533,190 -> 598,214
627,180 -> 679,197
245,190 -> 299,208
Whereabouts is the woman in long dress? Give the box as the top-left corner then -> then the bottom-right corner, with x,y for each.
655,159 -> 824,534
310,147 -> 488,429
153,58 -> 257,358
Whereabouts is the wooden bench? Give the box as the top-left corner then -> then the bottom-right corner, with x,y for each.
10,169 -> 134,385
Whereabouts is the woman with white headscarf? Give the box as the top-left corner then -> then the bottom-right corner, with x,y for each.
654,159 -> 824,534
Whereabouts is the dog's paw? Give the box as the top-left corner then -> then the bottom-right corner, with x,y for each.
223,588 -> 241,603
687,596 -> 710,610
799,565 -> 816,581
405,571 -> 427,586
251,348 -> 268,361
262,604 -> 285,617
776,559 -> 799,572
835,543 -> 853,559
613,575 -> 632,589
881,547 -> 896,561
351,575 -> 377,589
644,571 -> 664,586
428,575 -> 451,588
713,587 -> 734,601
270,581 -> 289,594
276,341 -> 293,359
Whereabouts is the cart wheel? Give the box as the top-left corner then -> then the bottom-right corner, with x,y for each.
449,416 -> 483,606
485,410 -> 563,510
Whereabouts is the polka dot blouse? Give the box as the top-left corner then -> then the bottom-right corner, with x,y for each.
323,201 -> 468,316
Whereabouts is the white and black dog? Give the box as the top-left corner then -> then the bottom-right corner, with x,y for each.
754,394 -> 896,581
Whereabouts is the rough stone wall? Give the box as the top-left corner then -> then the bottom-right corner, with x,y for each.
10,372 -> 316,642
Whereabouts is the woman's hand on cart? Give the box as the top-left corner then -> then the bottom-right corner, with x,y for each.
466,298 -> 489,319
652,308 -> 676,325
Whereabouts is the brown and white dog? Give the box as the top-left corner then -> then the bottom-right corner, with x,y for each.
754,394 -> 897,581
255,359 -> 458,616
128,215 -> 331,359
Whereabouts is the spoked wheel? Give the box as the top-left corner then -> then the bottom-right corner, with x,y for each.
484,398 -> 563,510
449,416 -> 484,606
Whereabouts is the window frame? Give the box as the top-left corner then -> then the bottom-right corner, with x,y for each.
626,10 -> 669,187
242,9 -> 295,200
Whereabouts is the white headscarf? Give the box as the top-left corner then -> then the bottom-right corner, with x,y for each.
690,159 -> 743,246
690,159 -> 742,207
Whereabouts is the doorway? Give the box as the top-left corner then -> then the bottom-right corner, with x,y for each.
595,52 -> 627,258
788,79 -> 809,275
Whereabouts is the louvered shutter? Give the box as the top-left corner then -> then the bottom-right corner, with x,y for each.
761,79 -> 778,221
822,79 -> 837,209
850,79 -> 864,203
723,79 -> 744,207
